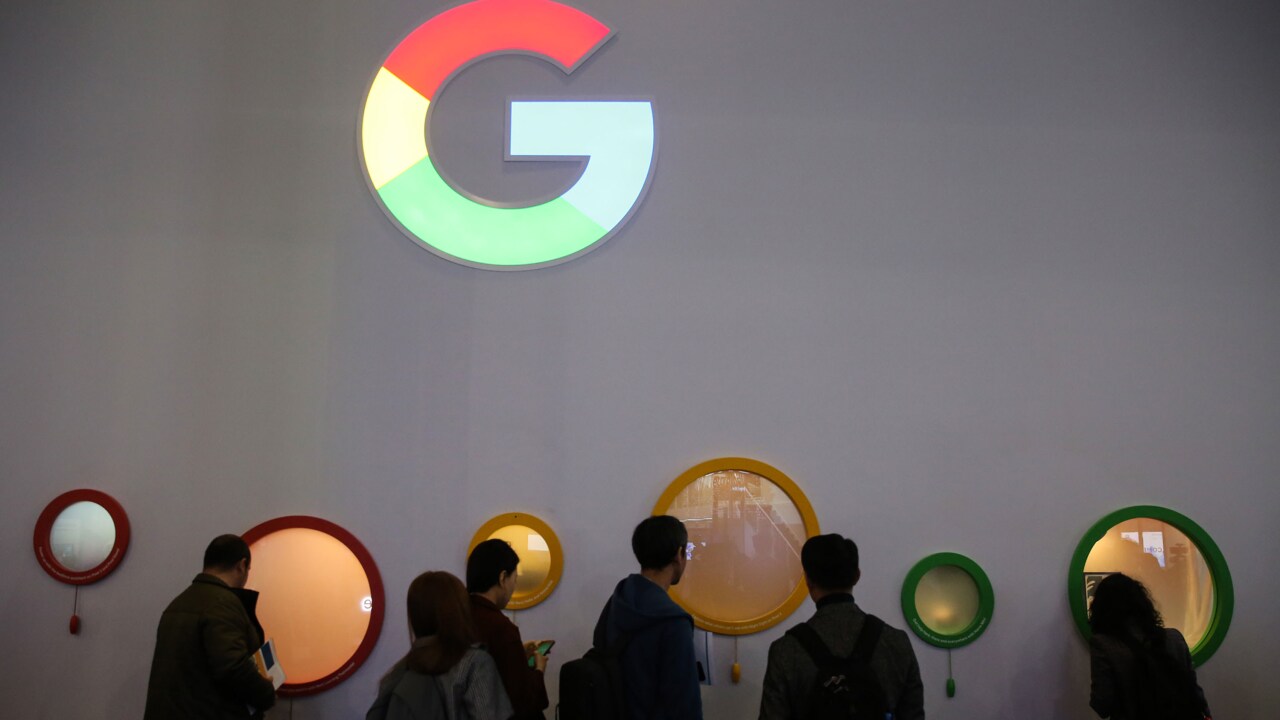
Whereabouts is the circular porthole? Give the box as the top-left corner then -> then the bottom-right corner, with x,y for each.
33,489 -> 131,585
242,516 -> 384,696
1068,505 -> 1232,665
654,457 -> 820,635
901,553 -> 994,649
469,513 -> 564,610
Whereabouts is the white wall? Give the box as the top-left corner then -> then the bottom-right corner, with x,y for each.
2,1 -> 1278,718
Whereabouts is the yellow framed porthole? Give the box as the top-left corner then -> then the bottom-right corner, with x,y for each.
654,457 -> 820,635
469,513 -> 564,610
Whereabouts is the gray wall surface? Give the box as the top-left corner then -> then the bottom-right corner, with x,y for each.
2,1 -> 1278,718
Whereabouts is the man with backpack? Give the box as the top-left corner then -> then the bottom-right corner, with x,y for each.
562,515 -> 703,720
759,534 -> 924,720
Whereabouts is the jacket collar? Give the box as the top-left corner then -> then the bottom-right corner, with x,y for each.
815,592 -> 855,609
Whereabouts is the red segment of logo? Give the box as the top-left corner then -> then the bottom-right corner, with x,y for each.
383,0 -> 612,101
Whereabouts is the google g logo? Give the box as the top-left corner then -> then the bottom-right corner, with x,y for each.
360,0 -> 656,270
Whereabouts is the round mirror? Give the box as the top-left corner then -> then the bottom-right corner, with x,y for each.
1069,505 -> 1233,665
243,516 -> 384,696
901,552 -> 994,648
34,489 -> 131,584
654,457 -> 820,635
469,513 -> 563,610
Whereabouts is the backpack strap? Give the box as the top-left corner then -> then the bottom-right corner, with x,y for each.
787,614 -> 884,665
850,614 -> 885,663
786,622 -> 836,665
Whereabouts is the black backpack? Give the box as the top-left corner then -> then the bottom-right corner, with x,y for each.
786,615 -> 889,720
558,631 -> 631,720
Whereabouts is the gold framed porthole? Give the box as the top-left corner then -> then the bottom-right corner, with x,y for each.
654,457 -> 820,635
468,513 -> 564,610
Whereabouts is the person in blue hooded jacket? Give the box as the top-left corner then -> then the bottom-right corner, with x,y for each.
592,515 -> 703,720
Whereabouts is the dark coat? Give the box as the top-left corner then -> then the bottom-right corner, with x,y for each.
470,595 -> 548,720
592,574 -> 702,720
1089,627 -> 1209,720
144,574 -> 277,719
759,595 -> 924,720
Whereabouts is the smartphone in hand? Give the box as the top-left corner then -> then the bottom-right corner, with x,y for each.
526,639 -> 555,667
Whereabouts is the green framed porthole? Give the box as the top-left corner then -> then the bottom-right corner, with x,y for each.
901,552 -> 994,649
1068,505 -> 1233,666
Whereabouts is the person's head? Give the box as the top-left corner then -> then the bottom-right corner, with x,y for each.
404,571 -> 477,674
632,515 -> 688,583
466,539 -> 520,607
801,534 -> 860,597
203,534 -> 252,588
1089,573 -> 1163,638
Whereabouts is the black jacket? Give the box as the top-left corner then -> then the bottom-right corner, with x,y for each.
144,574 -> 276,719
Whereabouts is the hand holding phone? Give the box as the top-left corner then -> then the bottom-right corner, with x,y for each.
527,639 -> 554,668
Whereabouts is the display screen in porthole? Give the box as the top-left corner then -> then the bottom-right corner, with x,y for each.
666,469 -> 806,623
1084,517 -> 1214,648
485,524 -> 552,598
247,528 -> 375,685
50,501 -> 116,572
913,564 -> 981,636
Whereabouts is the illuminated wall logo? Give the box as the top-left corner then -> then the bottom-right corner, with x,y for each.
360,0 -> 656,270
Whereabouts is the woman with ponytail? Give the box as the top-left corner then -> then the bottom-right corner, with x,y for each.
1088,573 -> 1210,720
368,571 -> 513,720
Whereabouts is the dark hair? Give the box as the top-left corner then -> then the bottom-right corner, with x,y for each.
466,539 -> 520,593
1089,573 -> 1164,641
404,571 -> 477,674
203,534 -> 251,571
632,515 -> 688,570
801,534 -> 860,591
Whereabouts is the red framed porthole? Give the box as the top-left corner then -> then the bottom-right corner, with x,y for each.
34,489 -> 131,585
242,516 -> 384,696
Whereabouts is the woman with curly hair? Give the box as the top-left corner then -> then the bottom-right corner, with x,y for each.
1088,573 -> 1210,720
367,571 -> 513,720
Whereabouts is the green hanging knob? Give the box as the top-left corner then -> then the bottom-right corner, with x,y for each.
946,677 -> 956,698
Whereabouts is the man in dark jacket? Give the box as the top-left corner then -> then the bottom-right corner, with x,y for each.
144,534 -> 277,719
759,534 -> 924,720
467,538 -> 550,720
593,515 -> 702,720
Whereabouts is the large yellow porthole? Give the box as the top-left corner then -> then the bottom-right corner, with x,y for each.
654,458 -> 820,635
469,513 -> 564,610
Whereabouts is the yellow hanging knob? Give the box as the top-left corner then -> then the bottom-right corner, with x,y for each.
731,662 -> 741,684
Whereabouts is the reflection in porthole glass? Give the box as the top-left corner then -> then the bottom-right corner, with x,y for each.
1084,518 -> 1214,648
667,469 -> 807,627
485,524 -> 551,599
914,565 -> 981,636
50,501 -> 116,572
246,528 -> 374,686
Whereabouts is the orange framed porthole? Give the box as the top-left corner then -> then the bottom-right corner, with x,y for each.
242,516 -> 384,696
654,458 -> 820,635
469,513 -> 564,610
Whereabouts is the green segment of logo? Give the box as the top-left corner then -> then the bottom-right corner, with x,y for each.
377,156 -> 607,267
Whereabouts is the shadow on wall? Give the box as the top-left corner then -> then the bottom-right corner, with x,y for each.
106,661 -> 148,719
1002,617 -> 1089,720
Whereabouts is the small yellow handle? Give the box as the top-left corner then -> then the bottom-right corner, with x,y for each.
731,662 -> 741,684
